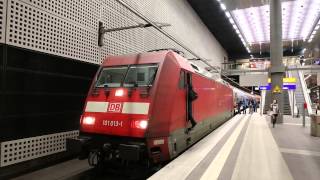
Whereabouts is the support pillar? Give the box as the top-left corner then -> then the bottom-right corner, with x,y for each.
270,0 -> 284,123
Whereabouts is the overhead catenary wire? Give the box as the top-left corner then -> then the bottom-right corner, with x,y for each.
115,0 -> 257,95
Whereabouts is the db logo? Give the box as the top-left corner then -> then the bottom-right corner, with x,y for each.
108,103 -> 122,112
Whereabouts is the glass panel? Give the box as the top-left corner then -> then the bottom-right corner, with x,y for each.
179,71 -> 185,89
95,66 -> 127,88
123,64 -> 158,87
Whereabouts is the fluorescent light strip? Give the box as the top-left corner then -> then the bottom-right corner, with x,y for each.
285,0 -> 295,40
219,1 -> 251,53
221,3 -> 226,11
308,18 -> 320,43
300,1 -> 314,39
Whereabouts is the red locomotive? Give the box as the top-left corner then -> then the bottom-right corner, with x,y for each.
68,50 -> 237,167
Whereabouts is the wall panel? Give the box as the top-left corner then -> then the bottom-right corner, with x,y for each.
6,0 -> 100,64
4,0 -> 227,65
0,130 -> 79,167
121,0 -> 227,66
0,45 -> 97,142
0,0 -> 6,43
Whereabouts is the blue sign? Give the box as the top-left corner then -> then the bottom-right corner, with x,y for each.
259,83 -> 296,90
283,84 -> 296,90
259,86 -> 270,90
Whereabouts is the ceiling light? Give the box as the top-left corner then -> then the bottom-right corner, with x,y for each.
232,24 -> 237,30
229,18 -> 235,24
230,0 -> 320,44
221,2 -> 250,53
225,12 -> 231,18
302,48 -> 307,53
220,3 -> 227,11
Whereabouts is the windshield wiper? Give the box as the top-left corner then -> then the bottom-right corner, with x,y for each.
127,81 -> 138,87
146,70 -> 158,87
120,65 -> 131,87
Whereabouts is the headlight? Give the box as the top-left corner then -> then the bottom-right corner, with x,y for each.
115,89 -> 124,97
132,120 -> 148,129
83,116 -> 95,125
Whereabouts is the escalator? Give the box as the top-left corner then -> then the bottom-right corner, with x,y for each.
263,90 -> 291,115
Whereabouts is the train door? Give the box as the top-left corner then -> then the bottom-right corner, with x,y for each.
169,70 -> 188,156
179,71 -> 194,130
178,70 -> 188,127
171,70 -> 196,157
186,72 -> 197,146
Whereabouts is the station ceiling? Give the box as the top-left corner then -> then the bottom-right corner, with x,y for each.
188,0 -> 319,60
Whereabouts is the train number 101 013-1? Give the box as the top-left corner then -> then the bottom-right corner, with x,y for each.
102,120 -> 123,127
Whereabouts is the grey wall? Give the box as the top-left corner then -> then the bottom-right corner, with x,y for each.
1,0 -> 227,65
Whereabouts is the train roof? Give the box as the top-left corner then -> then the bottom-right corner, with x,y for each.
102,50 -> 234,88
102,50 -> 195,73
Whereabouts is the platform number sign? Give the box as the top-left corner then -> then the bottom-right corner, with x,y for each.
108,103 -> 122,112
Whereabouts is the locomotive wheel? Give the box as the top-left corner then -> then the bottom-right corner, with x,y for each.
88,150 -> 103,167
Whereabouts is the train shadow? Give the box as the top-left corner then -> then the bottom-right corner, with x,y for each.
65,162 -> 157,180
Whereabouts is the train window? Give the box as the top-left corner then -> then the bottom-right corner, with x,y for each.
95,66 -> 128,88
123,64 -> 158,87
179,71 -> 186,89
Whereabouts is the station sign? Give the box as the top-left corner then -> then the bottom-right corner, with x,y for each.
282,83 -> 296,90
267,77 -> 296,83
259,83 -> 296,90
259,85 -> 271,90
260,77 -> 296,91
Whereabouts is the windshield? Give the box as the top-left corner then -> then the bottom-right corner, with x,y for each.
95,64 -> 158,88
123,64 -> 158,87
96,66 -> 127,87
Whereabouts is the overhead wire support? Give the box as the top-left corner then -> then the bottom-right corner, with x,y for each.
113,0 -> 255,94
98,21 -> 171,46
114,0 -> 220,72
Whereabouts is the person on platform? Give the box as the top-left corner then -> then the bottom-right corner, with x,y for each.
316,100 -> 320,115
248,99 -> 253,114
243,99 -> 248,114
270,99 -> 279,128
241,99 -> 245,114
237,100 -> 242,114
253,100 -> 257,112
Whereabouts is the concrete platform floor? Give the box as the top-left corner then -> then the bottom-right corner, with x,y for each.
12,113 -> 320,180
150,113 -> 320,180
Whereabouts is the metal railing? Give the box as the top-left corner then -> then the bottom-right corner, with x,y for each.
222,57 -> 320,71
222,61 -> 320,76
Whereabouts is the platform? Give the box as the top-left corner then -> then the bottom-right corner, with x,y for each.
149,113 -> 320,180
12,113 -> 320,180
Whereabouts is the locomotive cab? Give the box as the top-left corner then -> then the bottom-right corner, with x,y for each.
81,64 -> 158,138
76,63 -> 159,165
